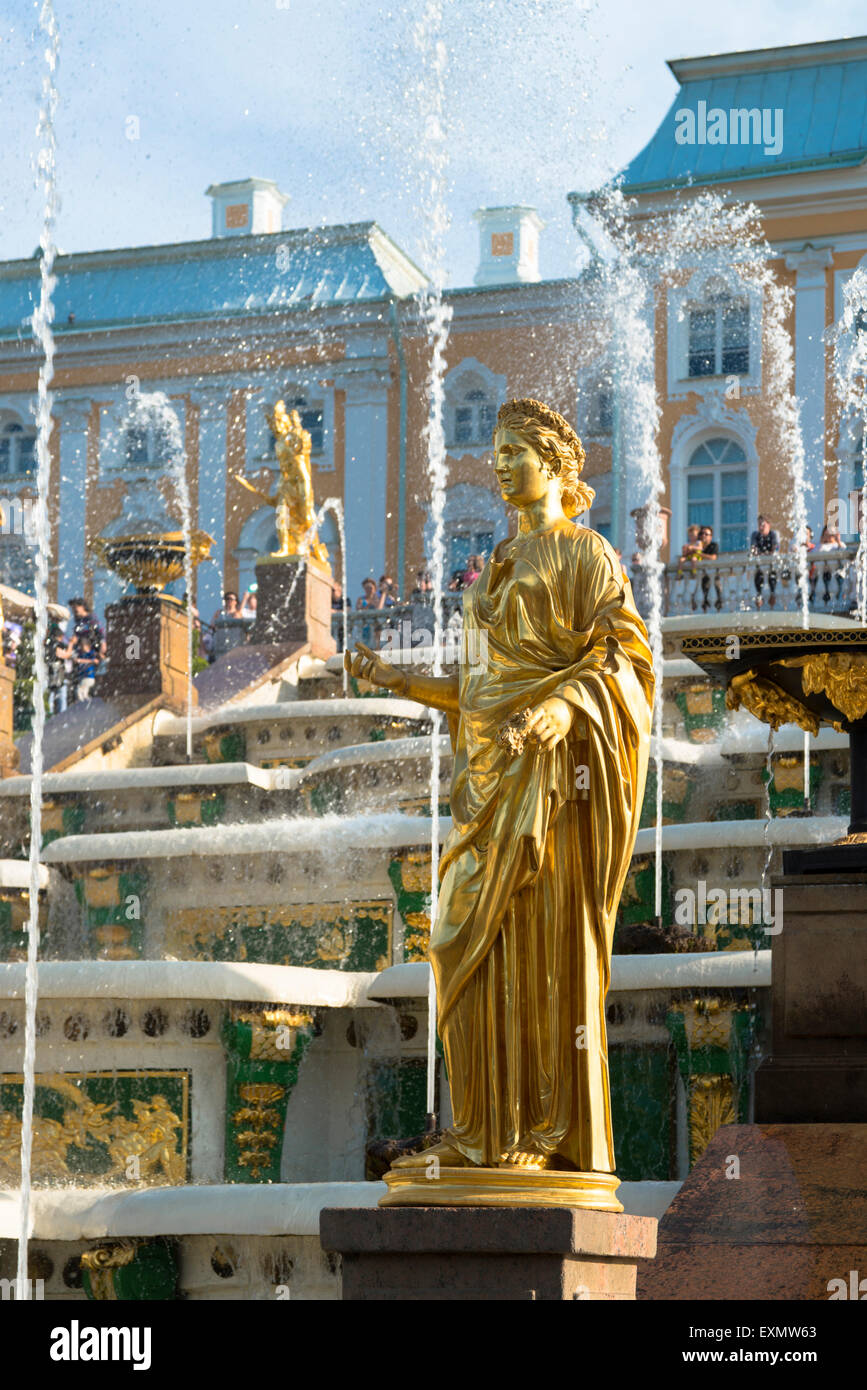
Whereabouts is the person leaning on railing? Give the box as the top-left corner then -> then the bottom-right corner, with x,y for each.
696,525 -> 721,610
750,515 -> 779,607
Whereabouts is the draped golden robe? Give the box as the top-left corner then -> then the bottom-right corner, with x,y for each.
431,521 -> 653,1172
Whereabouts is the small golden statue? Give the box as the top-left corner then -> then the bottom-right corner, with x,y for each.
233,401 -> 329,566
346,397 -> 654,1210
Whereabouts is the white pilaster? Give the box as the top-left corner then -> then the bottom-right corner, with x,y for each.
191,388 -> 229,624
56,398 -> 91,602
785,245 -> 834,535
341,364 -> 390,598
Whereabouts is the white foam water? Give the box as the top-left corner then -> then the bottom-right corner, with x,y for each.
314,496 -> 349,694
17,0 -> 59,1302
833,267 -> 867,619
413,0 -> 452,1123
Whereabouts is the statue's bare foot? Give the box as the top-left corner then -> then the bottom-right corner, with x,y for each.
498,1141 -> 551,1170
390,1138 -> 470,1169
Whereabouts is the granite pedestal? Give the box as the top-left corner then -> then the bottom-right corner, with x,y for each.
754,869 -> 867,1122
0,661 -> 19,776
639,1124 -> 867,1300
249,556 -> 334,659
97,595 -> 195,708
320,1205 -> 657,1301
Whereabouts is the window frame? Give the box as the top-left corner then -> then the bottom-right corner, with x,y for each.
685,436 -> 750,553
0,421 -> 38,479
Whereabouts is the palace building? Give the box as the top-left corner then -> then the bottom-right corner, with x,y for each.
0,33 -> 865,618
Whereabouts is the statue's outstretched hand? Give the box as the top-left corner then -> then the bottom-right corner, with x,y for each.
344,641 -> 407,694
525,696 -> 573,751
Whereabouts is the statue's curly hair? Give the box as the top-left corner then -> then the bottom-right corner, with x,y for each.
494,398 -> 594,516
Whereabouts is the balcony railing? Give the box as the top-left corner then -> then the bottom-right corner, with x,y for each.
637,548 -> 860,619
331,549 -> 862,654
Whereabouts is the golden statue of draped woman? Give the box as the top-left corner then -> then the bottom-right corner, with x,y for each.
346,398 -> 654,1210
233,400 -> 329,566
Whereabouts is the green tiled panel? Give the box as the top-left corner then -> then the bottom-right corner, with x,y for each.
610,1045 -> 674,1182
366,1058 -> 428,1144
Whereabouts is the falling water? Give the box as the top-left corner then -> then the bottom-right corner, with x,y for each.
413,0 -> 452,1125
17,0 -> 59,1302
833,267 -> 867,621
761,725 -> 776,896
124,391 -> 195,758
314,496 -> 349,694
577,187 -> 820,920
577,189 -> 665,916
169,416 -> 196,763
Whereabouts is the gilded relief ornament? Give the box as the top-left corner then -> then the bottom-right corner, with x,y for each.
346,397 -> 653,1210
0,1073 -> 186,1185
778,652 -> 867,726
233,400 -> 330,565
725,669 -> 821,736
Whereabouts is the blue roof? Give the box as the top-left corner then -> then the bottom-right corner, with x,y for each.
0,222 -> 427,338
620,37 -> 867,193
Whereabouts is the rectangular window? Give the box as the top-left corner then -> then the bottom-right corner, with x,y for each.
721,304 -> 749,375
597,387 -> 614,433
480,404 -> 497,441
16,436 -> 36,475
454,408 -> 473,445
301,408 -> 324,453
125,426 -> 149,465
686,472 -> 714,530
688,309 -> 717,377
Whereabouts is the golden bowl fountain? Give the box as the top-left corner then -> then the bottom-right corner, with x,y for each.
91,530 -> 214,598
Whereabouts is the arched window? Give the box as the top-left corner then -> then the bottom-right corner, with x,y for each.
0,421 -> 37,478
448,379 -> 497,449
687,283 -> 750,379
687,437 -> 748,551
424,482 -> 508,583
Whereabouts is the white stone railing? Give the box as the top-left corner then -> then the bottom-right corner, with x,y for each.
339,552 -> 861,644
650,547 -> 859,618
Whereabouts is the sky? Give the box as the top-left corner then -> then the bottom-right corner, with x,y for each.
0,0 -> 865,286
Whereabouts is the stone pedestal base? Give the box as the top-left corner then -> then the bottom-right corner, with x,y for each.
97,595 -> 196,708
0,661 -> 19,777
320,1206 -> 657,1301
249,556 -> 335,658
755,871 -> 867,1122
639,1124 -> 867,1300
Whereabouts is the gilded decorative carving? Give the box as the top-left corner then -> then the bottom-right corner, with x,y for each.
675,997 -> 739,1049
80,1240 -> 136,1300
397,851 -> 432,894
232,1082 -> 286,1178
778,652 -> 867,725
402,909 -> 431,963
0,1072 -> 188,1185
683,685 -> 713,716
688,1074 -> 736,1164
725,669 -> 820,735
83,868 -> 121,908
772,753 -> 805,792
166,899 -> 392,971
229,1006 -> 314,1061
